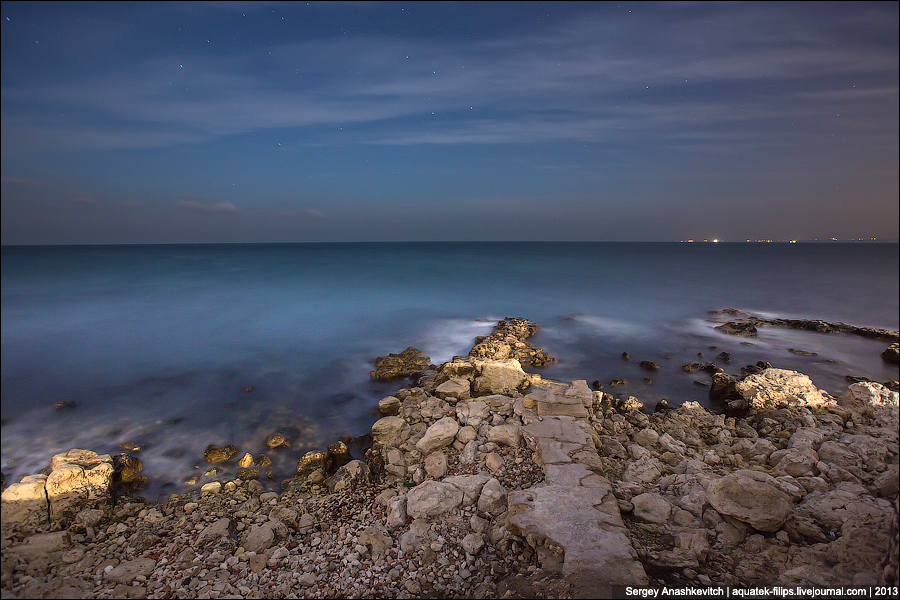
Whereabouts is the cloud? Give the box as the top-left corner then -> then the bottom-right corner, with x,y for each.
178,200 -> 239,213
1,2 -> 895,156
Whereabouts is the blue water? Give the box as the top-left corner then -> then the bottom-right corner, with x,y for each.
2,242 -> 898,500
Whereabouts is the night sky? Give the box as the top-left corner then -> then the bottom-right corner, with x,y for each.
2,1 -> 898,244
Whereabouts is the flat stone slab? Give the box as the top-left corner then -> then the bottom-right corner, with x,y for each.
512,387 -> 648,588
508,483 -> 649,586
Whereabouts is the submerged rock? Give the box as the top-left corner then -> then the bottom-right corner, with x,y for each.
203,444 -> 238,463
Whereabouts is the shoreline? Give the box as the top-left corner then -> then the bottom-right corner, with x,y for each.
2,317 -> 899,598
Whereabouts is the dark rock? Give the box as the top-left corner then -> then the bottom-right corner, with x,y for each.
113,453 -> 144,484
54,400 -> 77,410
118,441 -> 146,453
643,378 -> 652,385
716,352 -> 731,362
710,372 -> 743,402
639,361 -> 660,371
297,450 -> 331,478
204,445 -> 238,464
622,352 -> 630,360
654,400 -> 670,412
371,347 -> 436,381
846,375 -> 873,384
715,321 -> 759,337
591,380 -> 603,391
256,454 -> 272,467
789,348 -> 818,356
609,379 -> 627,387
266,433 -> 290,449
236,468 -> 259,480
741,361 -> 772,376
327,441 -> 352,472
697,352 -> 705,358
883,343 -> 900,364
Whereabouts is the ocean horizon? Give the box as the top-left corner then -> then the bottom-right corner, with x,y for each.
3,241 -> 898,501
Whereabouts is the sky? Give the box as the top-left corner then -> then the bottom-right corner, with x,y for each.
1,1 -> 898,244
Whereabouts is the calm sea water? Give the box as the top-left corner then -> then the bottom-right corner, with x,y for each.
2,242 -> 898,500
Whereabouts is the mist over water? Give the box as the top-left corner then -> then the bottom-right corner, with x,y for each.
2,242 -> 898,500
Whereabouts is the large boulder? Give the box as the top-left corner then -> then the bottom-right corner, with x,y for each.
415,416 -> 460,454
707,471 -> 794,533
371,416 -> 409,447
44,450 -> 114,525
406,481 -> 464,519
1,474 -> 50,533
434,377 -> 472,403
736,368 -> 834,410
472,359 -> 529,396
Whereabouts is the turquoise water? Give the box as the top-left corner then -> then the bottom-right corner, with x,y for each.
2,242 -> 897,499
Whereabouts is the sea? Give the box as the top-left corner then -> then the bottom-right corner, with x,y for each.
2,242 -> 898,501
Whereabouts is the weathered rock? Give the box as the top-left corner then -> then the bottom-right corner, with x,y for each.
472,359 -> 530,396
424,451 -> 448,479
434,377 -> 472,403
715,320 -> 759,337
327,440 -> 352,470
372,347 -> 434,381
204,444 -> 239,463
371,416 -> 409,447
477,477 -> 507,515
631,493 -> 672,524
1,474 -> 50,533
377,395 -> 402,417
359,523 -> 392,555
266,433 -> 290,449
883,342 -> 900,363
415,416 -> 460,454
44,450 -> 114,525
297,450 -> 331,478
737,368 -> 834,410
406,481 -> 464,519
487,424 -> 521,447
325,460 -> 370,492
707,471 -> 794,532
194,517 -> 236,549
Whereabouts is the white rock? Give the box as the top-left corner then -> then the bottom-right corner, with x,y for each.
415,417 -> 460,454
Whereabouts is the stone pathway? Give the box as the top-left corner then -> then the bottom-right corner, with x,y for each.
508,380 -> 649,596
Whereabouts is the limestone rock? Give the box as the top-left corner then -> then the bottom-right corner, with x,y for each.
736,368 -> 834,410
477,477 -> 507,515
325,460 -> 370,492
424,451 -> 448,479
434,377 -> 472,403
45,450 -> 114,525
707,471 -> 794,532
415,416 -> 460,454
406,481 -> 464,519
472,359 -> 529,396
378,395 -> 402,417
1,474 -> 49,533
371,416 -> 410,447
487,423 -> 520,447
631,493 -> 672,524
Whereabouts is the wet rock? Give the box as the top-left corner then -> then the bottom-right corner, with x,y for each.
639,361 -> 660,371
327,440 -> 352,470
266,432 -> 290,449
715,320 -> 760,337
53,400 -> 77,410
371,347 -> 434,381
203,444 -> 238,463
297,450 -> 331,479
378,396 -> 402,417
883,342 -> 899,364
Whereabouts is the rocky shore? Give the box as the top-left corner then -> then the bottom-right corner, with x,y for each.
2,317 -> 899,599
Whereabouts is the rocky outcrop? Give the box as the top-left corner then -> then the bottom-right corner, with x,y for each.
468,317 -> 556,367
711,310 -> 899,343
370,346 -> 435,381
